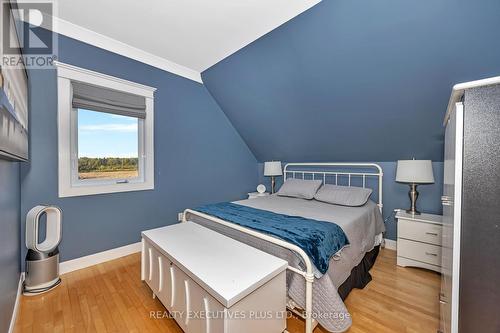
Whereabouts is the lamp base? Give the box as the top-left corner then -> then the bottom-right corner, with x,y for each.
405,183 -> 421,215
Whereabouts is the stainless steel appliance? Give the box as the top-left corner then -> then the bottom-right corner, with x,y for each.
440,77 -> 500,333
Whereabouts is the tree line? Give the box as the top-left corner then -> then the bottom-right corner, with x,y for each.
78,157 -> 138,173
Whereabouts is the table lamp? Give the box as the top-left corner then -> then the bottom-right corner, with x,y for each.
396,159 -> 434,215
264,161 -> 282,194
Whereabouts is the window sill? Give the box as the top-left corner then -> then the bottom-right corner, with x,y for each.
59,181 -> 154,198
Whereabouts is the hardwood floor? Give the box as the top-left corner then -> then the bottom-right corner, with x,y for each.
14,248 -> 440,333
288,249 -> 441,333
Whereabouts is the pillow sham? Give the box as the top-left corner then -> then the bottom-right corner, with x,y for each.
314,184 -> 372,207
276,178 -> 323,200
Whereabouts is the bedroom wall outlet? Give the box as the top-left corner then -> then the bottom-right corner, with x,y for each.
178,212 -> 184,221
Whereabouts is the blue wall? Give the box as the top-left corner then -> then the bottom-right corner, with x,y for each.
21,0 -> 500,266
202,0 -> 500,162
258,162 -> 443,240
20,33 -> 258,264
0,160 -> 21,333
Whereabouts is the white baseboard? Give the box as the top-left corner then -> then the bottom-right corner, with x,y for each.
8,273 -> 24,333
60,242 -> 142,275
383,238 -> 397,251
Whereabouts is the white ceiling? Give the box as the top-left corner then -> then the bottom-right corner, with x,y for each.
51,0 -> 320,82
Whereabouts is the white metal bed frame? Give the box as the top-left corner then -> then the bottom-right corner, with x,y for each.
182,163 -> 383,333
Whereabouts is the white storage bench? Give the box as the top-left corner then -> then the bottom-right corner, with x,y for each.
141,221 -> 288,333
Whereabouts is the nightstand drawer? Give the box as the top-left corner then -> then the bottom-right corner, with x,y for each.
398,219 -> 442,245
398,239 -> 442,266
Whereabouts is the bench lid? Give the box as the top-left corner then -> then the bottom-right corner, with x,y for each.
142,222 -> 287,307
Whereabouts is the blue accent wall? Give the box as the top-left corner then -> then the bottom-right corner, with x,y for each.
258,162 -> 443,240
20,0 -> 500,268
20,33 -> 258,264
202,0 -> 500,162
0,160 -> 21,333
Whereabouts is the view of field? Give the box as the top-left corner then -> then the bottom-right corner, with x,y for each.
78,157 -> 138,180
78,170 -> 139,180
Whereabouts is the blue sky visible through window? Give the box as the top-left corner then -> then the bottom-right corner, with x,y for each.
78,109 -> 138,158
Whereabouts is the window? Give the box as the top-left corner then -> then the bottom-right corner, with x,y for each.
76,109 -> 140,182
56,62 -> 155,197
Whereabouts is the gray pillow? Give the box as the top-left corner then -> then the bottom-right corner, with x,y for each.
314,184 -> 372,207
277,179 -> 323,200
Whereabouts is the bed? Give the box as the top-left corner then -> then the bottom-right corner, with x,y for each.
183,163 -> 385,333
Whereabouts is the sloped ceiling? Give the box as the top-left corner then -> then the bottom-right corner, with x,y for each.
202,0 -> 500,162
53,0 -> 320,74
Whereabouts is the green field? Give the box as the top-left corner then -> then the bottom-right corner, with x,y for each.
78,157 -> 138,179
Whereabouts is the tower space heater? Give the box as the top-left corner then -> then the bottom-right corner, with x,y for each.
24,205 -> 62,295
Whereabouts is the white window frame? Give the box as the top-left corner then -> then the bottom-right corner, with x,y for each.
55,61 -> 156,197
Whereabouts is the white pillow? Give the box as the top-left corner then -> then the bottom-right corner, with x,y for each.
277,179 -> 323,200
314,184 -> 372,207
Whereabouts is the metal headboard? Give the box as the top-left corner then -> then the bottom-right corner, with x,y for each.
283,163 -> 384,212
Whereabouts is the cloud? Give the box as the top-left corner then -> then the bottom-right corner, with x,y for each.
108,114 -> 137,121
79,152 -> 138,158
80,124 -> 137,132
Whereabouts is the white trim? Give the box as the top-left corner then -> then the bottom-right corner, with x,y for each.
44,17 -> 202,83
444,75 -> 500,125
60,242 -> 142,275
450,102 -> 464,333
55,62 -> 155,198
383,239 -> 397,251
8,273 -> 24,333
54,61 -> 157,97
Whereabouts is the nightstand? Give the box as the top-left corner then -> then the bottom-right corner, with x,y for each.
247,192 -> 270,199
396,210 -> 443,273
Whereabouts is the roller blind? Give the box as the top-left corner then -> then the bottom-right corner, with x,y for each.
72,81 -> 146,119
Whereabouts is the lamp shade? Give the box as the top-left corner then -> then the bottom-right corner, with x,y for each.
264,161 -> 282,176
396,160 -> 434,184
